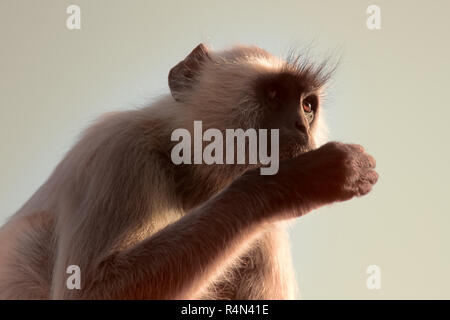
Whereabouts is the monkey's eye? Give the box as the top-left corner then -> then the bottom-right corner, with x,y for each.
302,100 -> 313,113
302,95 -> 318,123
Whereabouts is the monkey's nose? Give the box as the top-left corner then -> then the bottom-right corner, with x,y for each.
294,120 -> 308,134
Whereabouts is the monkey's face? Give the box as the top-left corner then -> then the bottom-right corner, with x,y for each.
169,44 -> 331,161
253,71 -> 324,160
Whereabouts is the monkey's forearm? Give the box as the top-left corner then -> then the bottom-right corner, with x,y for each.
82,185 -> 273,299
61,141 -> 376,299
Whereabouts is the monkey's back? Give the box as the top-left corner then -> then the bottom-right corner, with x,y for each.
0,210 -> 56,299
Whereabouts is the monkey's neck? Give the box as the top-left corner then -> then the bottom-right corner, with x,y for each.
140,96 -> 253,212
172,162 -> 250,212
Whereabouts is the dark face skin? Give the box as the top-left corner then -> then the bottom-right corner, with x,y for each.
254,72 -> 321,159
168,43 -> 328,162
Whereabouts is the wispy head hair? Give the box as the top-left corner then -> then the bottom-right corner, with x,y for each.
283,47 -> 340,90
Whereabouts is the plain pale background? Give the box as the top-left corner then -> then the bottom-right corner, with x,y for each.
1,0 -> 449,299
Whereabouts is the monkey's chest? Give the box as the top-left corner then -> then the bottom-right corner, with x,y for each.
195,252 -> 259,300
195,227 -> 295,300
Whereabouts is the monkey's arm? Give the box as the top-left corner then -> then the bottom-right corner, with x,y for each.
57,142 -> 377,299
82,185 -> 270,299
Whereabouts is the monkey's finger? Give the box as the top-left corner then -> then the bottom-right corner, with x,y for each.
347,143 -> 365,153
357,181 -> 373,196
355,170 -> 378,195
362,169 -> 379,185
355,153 -> 376,169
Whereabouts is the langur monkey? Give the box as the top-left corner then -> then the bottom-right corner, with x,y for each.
0,44 -> 378,299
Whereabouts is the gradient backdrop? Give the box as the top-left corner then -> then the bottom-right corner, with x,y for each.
1,0 -> 449,299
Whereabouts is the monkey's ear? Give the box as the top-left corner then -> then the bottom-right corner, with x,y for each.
168,44 -> 210,101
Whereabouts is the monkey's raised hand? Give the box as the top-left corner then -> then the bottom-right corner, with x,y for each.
232,141 -> 378,220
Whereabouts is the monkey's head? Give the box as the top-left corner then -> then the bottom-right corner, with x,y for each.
168,43 -> 333,160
